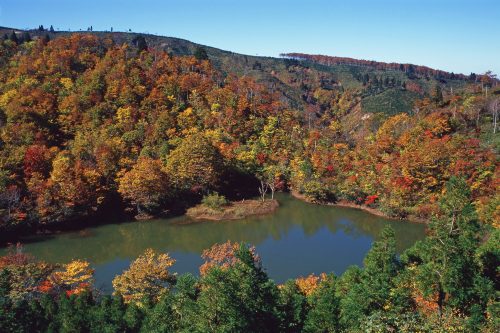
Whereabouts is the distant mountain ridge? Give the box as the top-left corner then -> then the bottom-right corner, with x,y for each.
0,26 -> 479,116
280,53 -> 470,81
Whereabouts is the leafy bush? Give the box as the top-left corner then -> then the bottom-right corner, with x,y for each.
201,192 -> 229,211
302,180 -> 335,203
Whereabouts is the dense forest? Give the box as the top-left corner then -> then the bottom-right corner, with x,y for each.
0,31 -> 498,332
280,53 -> 470,80
0,33 -> 498,238
0,177 -> 498,332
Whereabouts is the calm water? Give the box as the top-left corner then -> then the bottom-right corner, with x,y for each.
2,194 -> 426,292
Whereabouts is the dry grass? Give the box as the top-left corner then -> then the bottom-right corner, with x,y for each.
186,199 -> 279,221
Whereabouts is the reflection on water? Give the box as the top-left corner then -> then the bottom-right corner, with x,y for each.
1,194 -> 426,292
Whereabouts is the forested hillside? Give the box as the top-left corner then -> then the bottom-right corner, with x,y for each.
0,27 -> 476,113
0,32 -> 498,240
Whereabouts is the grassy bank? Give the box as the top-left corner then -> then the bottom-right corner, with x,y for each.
186,199 -> 279,221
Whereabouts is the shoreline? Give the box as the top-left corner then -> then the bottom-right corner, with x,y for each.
290,190 -> 427,224
1,192 -> 425,246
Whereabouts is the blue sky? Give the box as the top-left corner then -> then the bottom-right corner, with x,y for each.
1,0 -> 499,75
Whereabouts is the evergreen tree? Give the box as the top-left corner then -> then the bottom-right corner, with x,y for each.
49,25 -> 55,33
433,84 -> 443,105
39,294 -> 59,332
21,31 -> 31,43
407,177 -> 492,326
0,270 -> 16,332
42,33 -> 51,44
171,273 -> 199,331
9,30 -> 18,44
56,293 -> 94,333
90,295 -> 126,332
363,73 -> 370,85
194,46 -> 208,61
141,293 -> 177,332
123,302 -> 145,332
339,227 -> 401,329
196,244 -> 280,332
277,280 -> 307,333
303,274 -> 341,333
133,35 -> 148,54
407,64 -> 416,78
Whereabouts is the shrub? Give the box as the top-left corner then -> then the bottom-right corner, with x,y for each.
201,192 -> 229,211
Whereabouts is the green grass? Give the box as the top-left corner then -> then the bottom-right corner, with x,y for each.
361,88 -> 420,115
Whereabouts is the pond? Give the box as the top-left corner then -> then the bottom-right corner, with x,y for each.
2,194 -> 426,292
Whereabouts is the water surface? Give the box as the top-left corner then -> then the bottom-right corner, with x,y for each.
2,194 -> 426,292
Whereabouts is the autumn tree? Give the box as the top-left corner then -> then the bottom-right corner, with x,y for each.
487,97 -> 499,133
117,157 -> 170,216
165,133 -> 223,193
112,248 -> 176,304
199,241 -> 260,275
51,260 -> 94,295
0,245 -> 55,302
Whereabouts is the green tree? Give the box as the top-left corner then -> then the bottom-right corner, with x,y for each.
9,31 -> 18,44
133,35 -> 148,53
277,280 -> 307,333
0,270 -> 16,332
123,302 -> 145,332
194,46 -> 208,61
339,227 -> 401,329
433,84 -> 444,105
196,244 -> 279,332
90,295 -> 127,332
303,274 -> 341,333
56,292 -> 94,333
21,32 -> 31,43
141,293 -> 176,333
407,177 -> 492,325
172,274 -> 199,332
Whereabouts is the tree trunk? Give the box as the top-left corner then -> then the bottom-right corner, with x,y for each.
437,286 -> 445,319
258,180 -> 268,202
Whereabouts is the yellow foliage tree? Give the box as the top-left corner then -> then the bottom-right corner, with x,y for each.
51,259 -> 94,292
295,273 -> 326,296
117,157 -> 170,215
164,132 -> 222,192
112,248 -> 176,304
